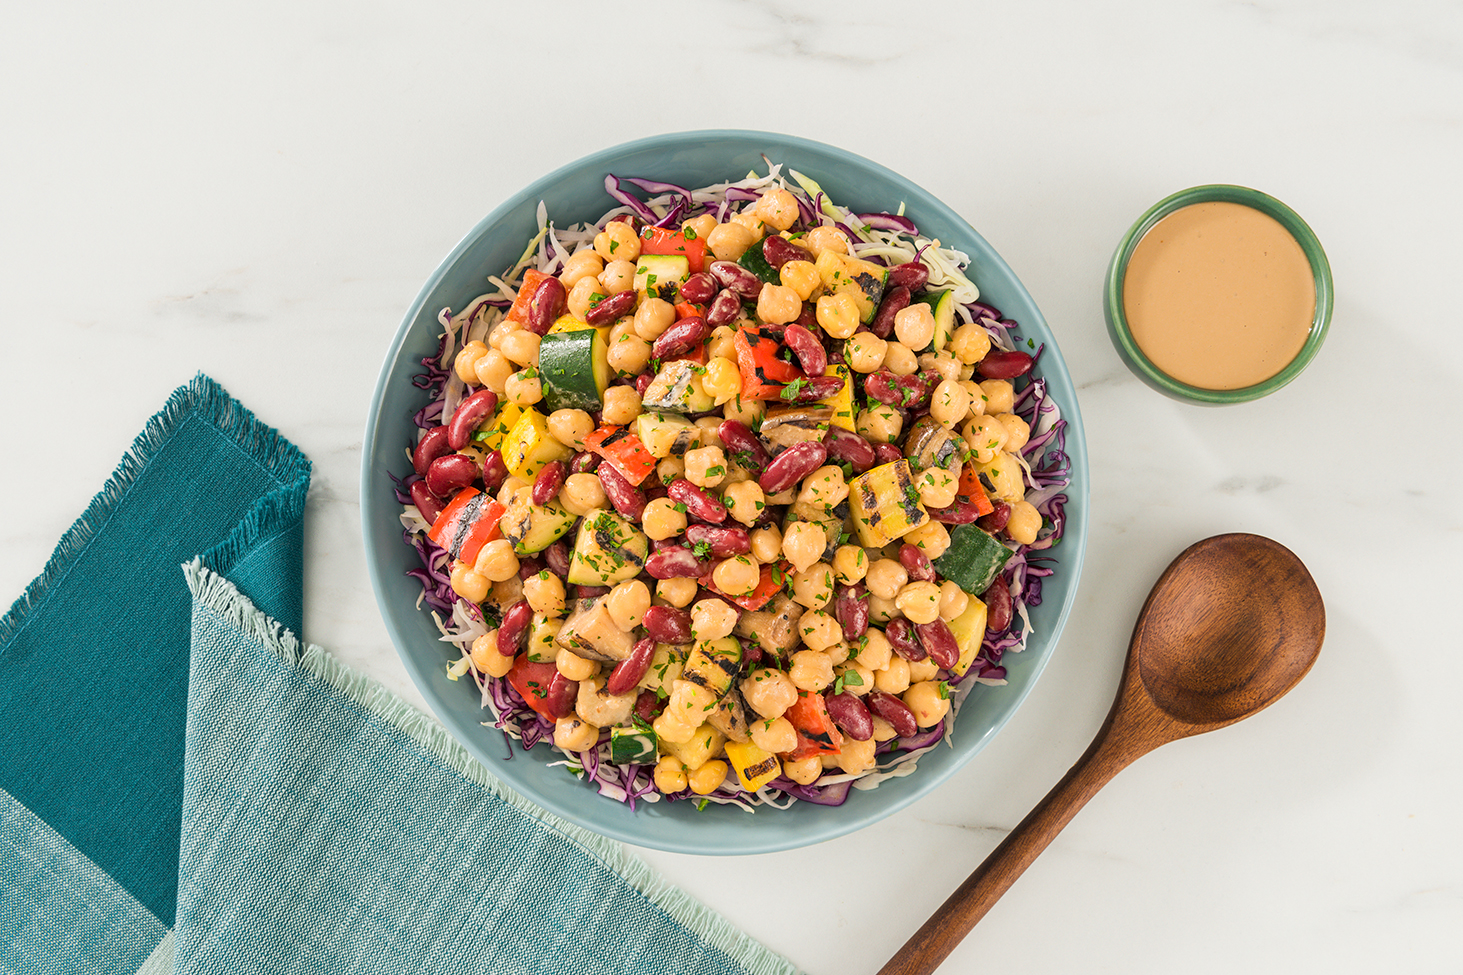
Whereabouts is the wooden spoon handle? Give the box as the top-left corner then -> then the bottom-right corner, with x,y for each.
876,727 -> 1150,975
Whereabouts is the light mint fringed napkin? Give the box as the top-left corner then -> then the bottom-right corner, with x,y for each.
0,375 -> 798,975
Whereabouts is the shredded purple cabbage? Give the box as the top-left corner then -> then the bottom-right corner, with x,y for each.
855,211 -> 919,235
765,776 -> 854,807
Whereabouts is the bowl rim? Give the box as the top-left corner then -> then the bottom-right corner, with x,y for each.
1103,183 -> 1333,405
360,128 -> 1090,853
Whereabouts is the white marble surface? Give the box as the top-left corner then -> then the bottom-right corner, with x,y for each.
3,1 -> 1461,971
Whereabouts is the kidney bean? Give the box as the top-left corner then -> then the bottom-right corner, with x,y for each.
531,460 -> 565,507
864,370 -> 933,410
634,372 -> 654,397
525,276 -> 567,335
570,450 -> 599,475
540,541 -> 569,580
835,583 -> 870,642
977,501 -> 1012,534
634,689 -> 665,723
412,425 -> 453,476
651,316 -> 710,360
599,462 -> 648,520
684,524 -> 751,558
928,498 -> 981,525
914,618 -> 960,670
866,691 -> 918,738
824,691 -> 874,741
409,480 -> 446,523
586,289 -> 637,326
771,374 -> 845,405
783,323 -> 827,377
871,442 -> 903,465
667,478 -> 727,524
642,605 -> 693,644
425,453 -> 478,497
822,426 -> 876,473
698,291 -> 734,330
885,261 -> 930,292
762,235 -> 803,269
758,441 -> 829,495
870,285 -> 911,339
645,546 -> 714,580
575,585 -> 611,599
718,419 -> 771,470
739,639 -> 764,667
709,260 -> 765,299
544,673 -> 579,719
679,272 -> 717,305
863,370 -> 902,406
497,600 -> 533,656
480,449 -> 508,493
607,637 -> 656,696
899,543 -> 936,583
983,575 -> 1013,633
447,389 -> 499,450
517,556 -> 546,581
885,617 -> 927,661
977,349 -> 1035,380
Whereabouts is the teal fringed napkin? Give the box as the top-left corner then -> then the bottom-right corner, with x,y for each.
0,376 -> 798,975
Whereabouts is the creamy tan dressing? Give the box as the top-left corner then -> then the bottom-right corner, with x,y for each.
1123,201 -> 1315,390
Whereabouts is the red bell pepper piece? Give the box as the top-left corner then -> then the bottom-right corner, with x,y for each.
507,658 -> 560,721
957,464 -> 995,517
733,325 -> 803,400
639,226 -> 706,273
674,301 -> 705,320
784,690 -> 845,760
505,268 -> 551,324
583,425 -> 657,486
427,487 -> 505,565
698,562 -> 784,612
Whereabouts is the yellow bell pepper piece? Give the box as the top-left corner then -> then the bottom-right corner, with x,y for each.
818,364 -> 855,431
501,408 -> 571,481
474,402 -> 521,453
724,740 -> 782,793
948,595 -> 989,677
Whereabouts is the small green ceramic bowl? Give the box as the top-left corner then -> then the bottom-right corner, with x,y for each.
1103,184 -> 1332,405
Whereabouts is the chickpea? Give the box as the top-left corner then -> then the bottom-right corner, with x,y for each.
845,331 -> 888,373
788,649 -> 835,692
754,188 -> 800,231
504,368 -> 542,407
756,284 -> 802,325
781,522 -> 825,573
918,467 -> 959,509
919,350 -> 962,384
566,275 -> 602,321
864,558 -> 908,601
856,404 -> 903,444
702,355 -> 742,403
597,583 -> 646,635
832,544 -> 868,585
448,560 -> 490,604
904,680 -> 952,728
837,737 -> 878,776
684,445 -> 727,489
607,329 -> 652,375
523,571 -> 566,617
908,656 -> 940,683
707,221 -> 755,261
657,576 -> 698,609
470,630 -> 513,678
835,660 -> 875,697
868,592 -> 898,625
791,562 -> 834,611
721,393 -> 763,428
707,324 -> 738,361
667,678 -> 719,723
815,293 -> 861,339
798,610 -> 842,652
995,413 -> 1031,453
558,473 -> 606,516
804,225 -> 849,257
553,716 -> 599,752
751,524 -> 783,564
963,414 -> 1009,464
928,378 -> 971,429
750,716 -> 797,754
547,409 -> 595,450
741,668 -> 799,720
555,649 -> 597,682
691,598 -> 738,641
905,520 -> 951,559
783,754 -> 822,785
594,221 -> 641,263
713,555 -> 760,596
499,329 -> 541,368
779,260 -> 821,301
682,213 -> 718,240
824,641 -> 851,667
653,754 -> 689,793
633,297 -> 676,341
473,349 -> 515,394
721,480 -> 765,526
600,384 -> 642,427
1006,500 -> 1043,545
950,322 -> 993,364
730,210 -> 766,241
688,760 -> 729,796
488,317 -> 520,352
980,378 -> 1015,414
472,539 -> 520,583
854,628 -> 893,671
895,580 -> 942,625
939,580 -> 970,621
640,497 -> 687,541
653,710 -> 697,745
894,304 -> 936,350
976,451 -> 1026,503
498,479 -> 530,508
883,341 -> 918,376
960,379 -> 986,416
796,465 -> 848,510
599,259 -> 637,296
454,340 -> 489,383
559,250 -> 605,290
873,655 -> 911,695
656,455 -> 685,486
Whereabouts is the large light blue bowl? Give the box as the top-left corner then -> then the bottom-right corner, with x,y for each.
361,130 -> 1089,854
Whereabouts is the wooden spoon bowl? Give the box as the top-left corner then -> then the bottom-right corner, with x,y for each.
879,533 -> 1325,975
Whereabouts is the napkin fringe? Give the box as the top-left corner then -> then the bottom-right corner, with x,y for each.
2,373 -> 308,651
181,562 -> 801,975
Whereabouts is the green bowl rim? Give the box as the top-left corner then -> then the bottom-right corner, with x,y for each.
1104,184 -> 1333,404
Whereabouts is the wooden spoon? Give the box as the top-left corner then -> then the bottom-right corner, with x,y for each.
878,533 -> 1325,975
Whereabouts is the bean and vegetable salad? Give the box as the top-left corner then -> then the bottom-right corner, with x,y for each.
395,161 -> 1073,810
